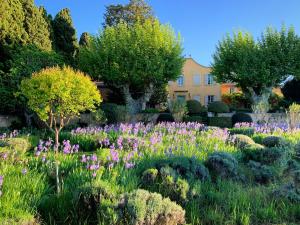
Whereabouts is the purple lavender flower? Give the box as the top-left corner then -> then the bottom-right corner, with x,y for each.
22,168 -> 27,175
125,162 -> 135,169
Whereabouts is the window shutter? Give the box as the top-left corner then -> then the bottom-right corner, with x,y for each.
205,74 -> 208,85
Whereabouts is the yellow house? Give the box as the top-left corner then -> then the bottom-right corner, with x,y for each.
168,57 -> 226,106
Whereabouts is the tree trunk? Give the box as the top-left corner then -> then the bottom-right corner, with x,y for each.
122,84 -> 154,115
54,128 -> 60,194
248,87 -> 272,123
54,129 -> 59,153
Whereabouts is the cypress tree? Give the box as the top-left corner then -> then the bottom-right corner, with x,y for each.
79,32 -> 91,46
52,8 -> 78,60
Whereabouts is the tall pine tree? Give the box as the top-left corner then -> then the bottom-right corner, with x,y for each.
52,8 -> 78,62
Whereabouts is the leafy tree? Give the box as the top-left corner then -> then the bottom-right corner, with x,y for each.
19,66 -> 101,148
103,0 -> 153,27
281,78 -> 300,103
79,32 -> 91,46
0,46 -> 64,114
212,26 -> 300,113
52,8 -> 78,61
79,19 -> 184,114
0,0 -> 52,73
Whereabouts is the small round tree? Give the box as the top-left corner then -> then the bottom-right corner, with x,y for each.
20,66 -> 102,150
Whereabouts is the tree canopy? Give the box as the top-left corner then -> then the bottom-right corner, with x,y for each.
212,26 -> 300,112
0,46 -> 64,113
78,19 -> 184,113
52,8 -> 78,61
103,0 -> 154,27
19,66 -> 101,146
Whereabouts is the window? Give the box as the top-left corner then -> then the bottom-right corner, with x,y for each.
205,95 -> 215,105
193,95 -> 200,102
206,74 -> 214,85
193,74 -> 201,85
177,75 -> 184,86
176,95 -> 186,102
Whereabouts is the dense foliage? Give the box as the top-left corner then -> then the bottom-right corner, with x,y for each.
103,0 -> 154,27
78,19 -> 184,114
52,8 -> 78,63
19,66 -> 101,147
212,27 -> 300,112
0,46 -> 64,114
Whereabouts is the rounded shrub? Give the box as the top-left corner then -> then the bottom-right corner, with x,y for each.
233,134 -> 255,149
207,101 -> 230,113
243,146 -> 285,164
232,112 -> 253,125
119,189 -> 186,225
156,113 -> 175,123
186,100 -> 206,115
206,152 -> 239,179
229,127 -> 255,136
1,137 -> 31,153
248,160 -> 275,184
262,136 -> 286,148
241,143 -> 265,162
183,115 -> 202,123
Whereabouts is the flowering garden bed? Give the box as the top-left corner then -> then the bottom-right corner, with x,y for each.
0,122 -> 300,224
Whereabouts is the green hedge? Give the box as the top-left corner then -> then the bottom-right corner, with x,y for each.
208,101 -> 230,113
209,117 -> 232,128
183,115 -> 203,123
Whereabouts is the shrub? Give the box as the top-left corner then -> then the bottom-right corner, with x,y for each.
229,127 -> 255,136
0,137 -> 31,153
232,113 -> 253,125
141,108 -> 160,113
101,103 -> 128,124
168,100 -> 187,122
183,115 -> 202,123
243,146 -> 286,165
273,183 -> 300,203
295,142 -> 300,158
186,100 -> 206,115
248,161 -> 275,184
207,101 -> 230,113
119,189 -> 186,225
75,180 -> 118,223
222,93 -> 251,110
209,117 -> 232,128
142,168 -> 159,184
242,143 -> 265,162
206,152 -> 239,179
233,134 -> 255,149
262,136 -> 286,148
92,108 -> 107,125
156,113 -> 175,123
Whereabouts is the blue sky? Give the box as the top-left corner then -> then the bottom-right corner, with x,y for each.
35,0 -> 300,66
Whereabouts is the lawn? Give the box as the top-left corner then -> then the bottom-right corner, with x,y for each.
0,122 -> 299,225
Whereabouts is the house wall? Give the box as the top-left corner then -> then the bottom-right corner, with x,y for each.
168,58 -> 222,106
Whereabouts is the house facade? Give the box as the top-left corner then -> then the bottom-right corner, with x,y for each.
168,57 -> 237,106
